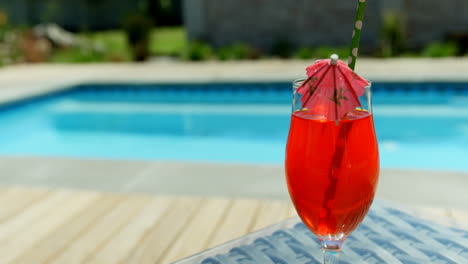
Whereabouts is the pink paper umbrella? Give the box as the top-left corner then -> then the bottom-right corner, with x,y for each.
296,54 -> 369,121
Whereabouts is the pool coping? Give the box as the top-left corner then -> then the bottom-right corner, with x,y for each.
2,58 -> 468,106
0,156 -> 467,212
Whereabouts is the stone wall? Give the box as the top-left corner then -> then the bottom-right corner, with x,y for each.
184,0 -> 468,51
0,0 -> 145,30
184,0 -> 382,52
403,0 -> 468,47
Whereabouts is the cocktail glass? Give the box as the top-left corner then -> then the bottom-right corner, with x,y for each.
285,57 -> 379,264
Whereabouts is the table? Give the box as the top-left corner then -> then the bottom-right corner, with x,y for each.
174,201 -> 468,264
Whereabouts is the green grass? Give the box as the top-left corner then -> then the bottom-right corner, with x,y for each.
50,27 -> 187,63
50,47 -> 108,63
88,30 -> 131,60
149,27 -> 187,56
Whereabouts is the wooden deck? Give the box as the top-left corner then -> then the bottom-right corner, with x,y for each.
0,186 -> 297,264
0,186 -> 466,264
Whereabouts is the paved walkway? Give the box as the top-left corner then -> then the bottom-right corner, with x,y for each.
0,157 -> 467,211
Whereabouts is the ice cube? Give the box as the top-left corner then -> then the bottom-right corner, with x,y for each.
295,111 -> 328,121
343,110 -> 369,120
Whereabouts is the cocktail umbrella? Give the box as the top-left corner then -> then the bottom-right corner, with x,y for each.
296,54 -> 369,121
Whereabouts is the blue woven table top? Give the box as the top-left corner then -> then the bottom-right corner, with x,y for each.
175,201 -> 468,264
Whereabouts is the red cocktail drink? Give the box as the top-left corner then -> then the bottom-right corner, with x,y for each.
286,110 -> 379,237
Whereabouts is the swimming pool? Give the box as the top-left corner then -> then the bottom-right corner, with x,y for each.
0,82 -> 467,171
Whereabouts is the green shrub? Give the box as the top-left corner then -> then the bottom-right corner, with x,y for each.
86,30 -> 132,61
422,42 -> 459,57
184,41 -> 213,61
313,46 -> 349,60
217,43 -> 254,61
272,40 -> 293,58
0,11 -> 23,65
380,12 -> 407,57
123,13 -> 153,61
150,0 -> 182,26
294,47 -> 314,60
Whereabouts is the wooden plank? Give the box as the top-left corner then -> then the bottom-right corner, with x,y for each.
0,187 -> 49,224
12,195 -> 121,264
0,190 -> 73,242
251,201 -> 292,232
160,198 -> 232,263
206,199 -> 260,248
86,197 -> 175,264
124,197 -> 203,264
47,195 -> 151,264
0,192 -> 99,264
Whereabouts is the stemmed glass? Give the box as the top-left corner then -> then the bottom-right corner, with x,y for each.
285,77 -> 379,263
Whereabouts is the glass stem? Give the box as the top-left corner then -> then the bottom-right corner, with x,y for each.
323,249 -> 341,264
321,238 -> 344,264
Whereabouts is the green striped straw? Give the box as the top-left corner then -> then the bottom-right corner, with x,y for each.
348,0 -> 368,71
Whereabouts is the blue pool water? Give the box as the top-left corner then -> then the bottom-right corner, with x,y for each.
0,83 -> 467,171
